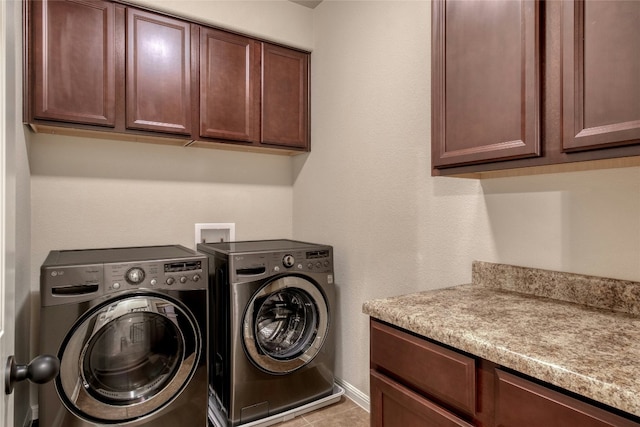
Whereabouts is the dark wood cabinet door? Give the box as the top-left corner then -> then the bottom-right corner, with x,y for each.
370,320 -> 476,416
371,370 -> 474,427
562,0 -> 640,151
199,28 -> 260,143
32,0 -> 116,127
126,9 -> 193,135
495,370 -> 640,427
432,0 -> 540,168
261,43 -> 309,150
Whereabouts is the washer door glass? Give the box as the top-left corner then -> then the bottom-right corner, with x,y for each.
244,275 -> 329,374
57,293 -> 201,424
81,310 -> 182,404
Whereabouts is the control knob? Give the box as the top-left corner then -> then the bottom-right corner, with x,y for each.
283,254 -> 295,268
125,267 -> 145,285
166,277 -> 175,286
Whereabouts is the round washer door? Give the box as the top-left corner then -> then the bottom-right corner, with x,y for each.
56,293 -> 201,424
243,275 -> 329,374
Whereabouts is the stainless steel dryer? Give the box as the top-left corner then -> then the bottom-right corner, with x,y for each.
39,245 -> 208,426
197,240 -> 335,427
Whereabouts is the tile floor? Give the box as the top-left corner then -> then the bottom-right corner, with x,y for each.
273,397 -> 370,427
31,397 -> 369,427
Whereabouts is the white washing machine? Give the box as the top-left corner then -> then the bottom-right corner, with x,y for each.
198,240 -> 335,427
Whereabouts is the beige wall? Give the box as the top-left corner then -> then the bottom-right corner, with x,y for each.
29,135 -> 295,280
481,168 -> 640,279
296,0 -> 640,404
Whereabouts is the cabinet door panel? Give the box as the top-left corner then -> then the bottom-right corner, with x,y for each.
261,44 -> 309,149
432,0 -> 540,168
562,0 -> 640,151
200,28 -> 260,143
126,9 -> 192,135
370,320 -> 476,416
371,370 -> 474,427
496,370 -> 639,427
32,0 -> 115,126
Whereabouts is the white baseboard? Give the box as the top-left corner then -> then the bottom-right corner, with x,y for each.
335,378 -> 370,413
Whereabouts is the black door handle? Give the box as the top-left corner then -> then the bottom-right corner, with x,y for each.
5,354 -> 60,394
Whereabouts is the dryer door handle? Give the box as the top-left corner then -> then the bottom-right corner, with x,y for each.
5,354 -> 60,394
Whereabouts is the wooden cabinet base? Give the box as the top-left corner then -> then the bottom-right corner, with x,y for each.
369,319 -> 640,427
370,370 -> 473,427
496,370 -> 640,427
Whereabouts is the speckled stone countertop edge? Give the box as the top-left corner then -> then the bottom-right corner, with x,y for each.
362,282 -> 640,419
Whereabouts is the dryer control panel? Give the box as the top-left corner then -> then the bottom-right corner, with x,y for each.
40,245 -> 207,307
103,259 -> 204,292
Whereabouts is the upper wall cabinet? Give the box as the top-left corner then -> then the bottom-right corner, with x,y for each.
432,0 -> 640,177
561,0 -> 640,152
31,0 -> 116,127
199,28 -> 260,143
196,33 -> 310,151
261,44 -> 310,150
126,8 -> 195,136
25,0 -> 311,154
431,0 -> 540,168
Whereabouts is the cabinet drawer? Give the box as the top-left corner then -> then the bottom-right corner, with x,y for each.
370,320 -> 476,415
496,370 -> 640,427
371,370 -> 474,427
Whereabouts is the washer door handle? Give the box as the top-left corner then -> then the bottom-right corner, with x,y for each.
5,354 -> 60,394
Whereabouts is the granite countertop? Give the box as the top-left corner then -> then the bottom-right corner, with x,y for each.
362,261 -> 640,418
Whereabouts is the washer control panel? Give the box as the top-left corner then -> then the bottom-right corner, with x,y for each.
231,248 -> 333,283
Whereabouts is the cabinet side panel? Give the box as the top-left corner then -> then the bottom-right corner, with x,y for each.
33,0 -> 116,126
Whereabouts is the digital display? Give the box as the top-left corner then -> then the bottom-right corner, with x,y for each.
164,261 -> 202,272
306,250 -> 329,259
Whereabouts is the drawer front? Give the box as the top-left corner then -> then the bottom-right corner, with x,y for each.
496,370 -> 640,427
371,370 -> 474,427
370,320 -> 476,415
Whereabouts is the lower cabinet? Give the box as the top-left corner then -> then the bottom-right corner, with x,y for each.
369,319 -> 640,427
370,370 -> 473,427
495,370 -> 639,427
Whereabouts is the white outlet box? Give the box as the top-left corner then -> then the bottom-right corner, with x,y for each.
195,223 -> 236,249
